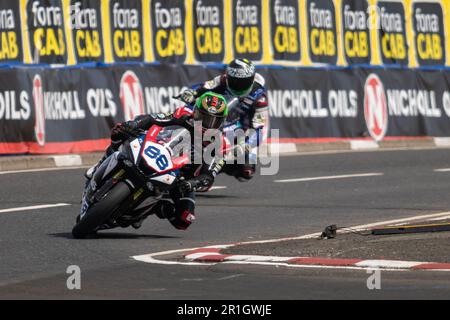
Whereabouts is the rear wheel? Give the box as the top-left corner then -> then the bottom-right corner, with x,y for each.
72,182 -> 131,239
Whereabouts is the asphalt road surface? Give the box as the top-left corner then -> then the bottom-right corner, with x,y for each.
1,149 -> 450,299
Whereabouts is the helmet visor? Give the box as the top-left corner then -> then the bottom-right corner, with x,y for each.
226,75 -> 254,97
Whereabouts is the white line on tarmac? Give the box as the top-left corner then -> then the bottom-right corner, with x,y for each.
427,215 -> 450,222
0,203 -> 71,214
274,173 -> 384,183
434,168 -> 450,172
132,210 -> 450,270
0,166 -> 89,175
209,186 -> 227,190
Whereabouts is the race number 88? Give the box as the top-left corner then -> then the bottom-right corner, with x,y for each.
144,146 -> 169,170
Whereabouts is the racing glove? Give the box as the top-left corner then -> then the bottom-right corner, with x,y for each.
177,89 -> 197,105
111,121 -> 139,141
178,174 -> 214,193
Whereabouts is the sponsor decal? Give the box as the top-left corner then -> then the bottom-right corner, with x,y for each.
27,0 -> 68,64
151,0 -> 186,63
69,0 -> 103,63
86,88 -> 117,118
0,90 -> 31,121
364,74 -> 388,141
0,0 -> 23,63
268,89 -> 358,118
120,71 -> 144,121
33,75 -> 45,146
192,0 -> 225,62
413,1 -> 445,66
341,0 -> 371,65
376,1 -> 408,66
386,89 -> 441,117
232,0 -> 262,61
109,0 -> 143,62
307,0 -> 337,65
270,0 -> 300,61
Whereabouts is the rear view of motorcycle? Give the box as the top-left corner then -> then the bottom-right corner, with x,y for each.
72,125 -> 190,239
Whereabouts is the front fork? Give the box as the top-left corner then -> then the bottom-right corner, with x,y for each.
81,151 -> 157,224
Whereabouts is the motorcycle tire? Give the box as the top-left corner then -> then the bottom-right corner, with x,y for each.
72,182 -> 131,239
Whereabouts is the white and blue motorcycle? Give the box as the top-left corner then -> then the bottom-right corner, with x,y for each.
72,124 -> 190,239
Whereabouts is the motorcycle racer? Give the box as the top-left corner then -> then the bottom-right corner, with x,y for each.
86,92 -> 229,230
176,58 -> 269,181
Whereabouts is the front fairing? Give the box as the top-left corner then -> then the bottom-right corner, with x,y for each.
129,125 -> 191,182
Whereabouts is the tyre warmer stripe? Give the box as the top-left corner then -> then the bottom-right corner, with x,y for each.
0,139 -> 110,154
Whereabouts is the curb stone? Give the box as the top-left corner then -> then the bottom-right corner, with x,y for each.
183,247 -> 450,271
1,137 -> 449,171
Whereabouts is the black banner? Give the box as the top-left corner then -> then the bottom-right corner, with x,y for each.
269,0 -> 301,61
151,0 -> 186,63
342,0 -> 371,65
26,0 -> 68,64
69,0 -> 104,63
307,0 -> 338,65
192,0 -> 225,62
377,1 -> 408,66
109,0 -> 144,62
232,0 -> 263,61
0,0 -> 23,63
2,65 -> 450,153
413,1 -> 445,66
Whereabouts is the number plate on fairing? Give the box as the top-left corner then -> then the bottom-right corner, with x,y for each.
142,142 -> 173,172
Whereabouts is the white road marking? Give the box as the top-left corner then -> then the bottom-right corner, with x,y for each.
220,260 -> 406,272
0,166 -> 89,175
350,140 -> 379,150
427,215 -> 450,222
269,143 -> 297,154
343,211 -> 450,232
224,255 -> 294,262
0,203 -> 71,214
434,137 -> 450,147
217,274 -> 244,281
132,210 -> 450,270
53,155 -> 82,167
355,260 -> 422,269
209,186 -> 227,190
274,173 -> 384,183
434,168 -> 450,172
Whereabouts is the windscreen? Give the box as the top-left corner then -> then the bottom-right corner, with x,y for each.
155,126 -> 191,158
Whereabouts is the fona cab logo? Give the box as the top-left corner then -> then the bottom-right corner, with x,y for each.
364,74 -> 388,142
33,75 -> 45,146
120,71 -> 144,121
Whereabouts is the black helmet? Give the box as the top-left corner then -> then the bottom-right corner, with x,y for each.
226,58 -> 256,97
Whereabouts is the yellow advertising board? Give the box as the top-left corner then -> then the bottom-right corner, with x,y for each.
3,0 -> 448,68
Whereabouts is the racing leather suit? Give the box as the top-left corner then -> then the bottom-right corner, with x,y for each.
186,73 -> 269,180
107,106 -> 227,230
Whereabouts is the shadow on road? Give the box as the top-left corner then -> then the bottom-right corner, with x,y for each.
196,194 -> 238,199
49,232 -> 180,240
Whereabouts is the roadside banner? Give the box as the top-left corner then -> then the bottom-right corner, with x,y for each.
69,0 -> 104,64
26,0 -> 68,64
2,65 -> 450,153
0,0 -> 24,64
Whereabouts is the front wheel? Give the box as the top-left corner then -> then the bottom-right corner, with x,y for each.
72,182 -> 131,239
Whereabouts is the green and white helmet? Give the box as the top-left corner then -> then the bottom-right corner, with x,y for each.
194,92 -> 228,130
